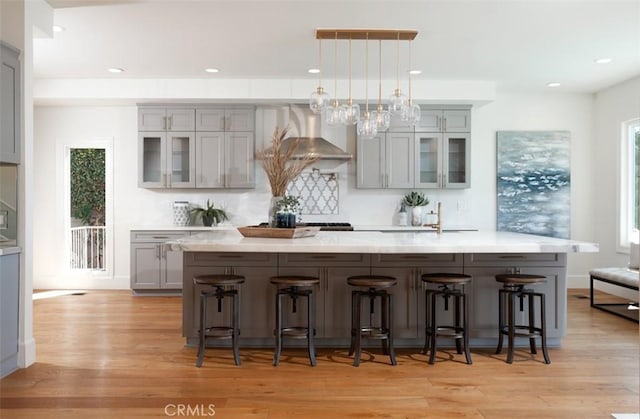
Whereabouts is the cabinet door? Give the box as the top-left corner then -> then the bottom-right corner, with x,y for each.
166,108 -> 195,131
162,244 -> 184,289
386,133 -> 414,188
0,254 -> 19,377
167,132 -> 195,188
443,133 -> 470,189
226,108 -> 255,132
225,132 -> 255,188
276,266 -> 325,337
130,243 -> 162,289
414,133 -> 441,188
371,267 -> 419,339
356,134 -> 385,188
323,266 -> 371,338
237,265 -> 278,338
442,110 -> 470,133
195,108 -> 226,131
195,132 -> 225,188
138,132 -> 166,188
519,267 -> 565,338
1,44 -> 20,164
416,110 -> 441,132
138,108 -> 166,131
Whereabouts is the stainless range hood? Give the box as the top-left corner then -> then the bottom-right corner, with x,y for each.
282,105 -> 352,161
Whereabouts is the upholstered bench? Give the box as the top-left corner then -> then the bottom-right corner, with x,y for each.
589,267 -> 639,322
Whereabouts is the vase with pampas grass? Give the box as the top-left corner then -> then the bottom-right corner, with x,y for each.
256,126 -> 318,227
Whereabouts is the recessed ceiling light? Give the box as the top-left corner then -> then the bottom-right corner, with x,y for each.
205,68 -> 220,73
594,57 -> 612,64
108,67 -> 124,73
547,82 -> 561,88
52,25 -> 65,32
308,68 -> 320,74
408,70 -> 422,75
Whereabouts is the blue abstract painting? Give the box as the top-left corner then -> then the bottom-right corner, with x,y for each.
497,131 -> 571,239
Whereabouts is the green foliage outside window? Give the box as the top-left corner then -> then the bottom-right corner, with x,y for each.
70,148 -> 105,226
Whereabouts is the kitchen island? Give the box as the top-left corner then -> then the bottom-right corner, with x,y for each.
171,230 -> 598,348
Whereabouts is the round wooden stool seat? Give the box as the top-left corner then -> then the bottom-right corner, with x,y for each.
347,275 -> 398,288
194,274 -> 245,287
422,273 -> 472,285
270,276 -> 320,287
495,274 -> 546,286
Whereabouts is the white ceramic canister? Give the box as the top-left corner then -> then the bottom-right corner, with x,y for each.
173,201 -> 190,226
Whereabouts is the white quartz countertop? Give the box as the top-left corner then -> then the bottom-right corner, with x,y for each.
169,229 -> 599,254
0,244 -> 21,256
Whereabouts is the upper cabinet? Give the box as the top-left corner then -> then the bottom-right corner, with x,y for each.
1,42 -> 20,164
138,108 -> 196,131
138,105 -> 255,189
196,108 -> 255,132
356,106 -> 471,189
416,109 -> 471,133
357,132 -> 414,189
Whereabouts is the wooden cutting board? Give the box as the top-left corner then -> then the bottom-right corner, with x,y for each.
236,226 -> 320,239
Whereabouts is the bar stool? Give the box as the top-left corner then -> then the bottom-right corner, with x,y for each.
271,275 -> 320,367
194,274 -> 245,368
495,273 -> 550,364
421,273 -> 472,365
347,275 -> 398,367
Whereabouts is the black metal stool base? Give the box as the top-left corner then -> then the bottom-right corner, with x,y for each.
349,287 -> 397,367
273,284 -> 317,367
496,283 -> 550,364
196,286 -> 241,368
423,286 -> 472,365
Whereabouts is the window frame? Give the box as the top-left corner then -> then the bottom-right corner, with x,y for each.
619,118 -> 640,252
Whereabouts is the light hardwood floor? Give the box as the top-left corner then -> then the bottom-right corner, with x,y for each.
1,289 -> 638,418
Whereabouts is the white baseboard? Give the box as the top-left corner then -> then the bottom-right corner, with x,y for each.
18,337 -> 36,368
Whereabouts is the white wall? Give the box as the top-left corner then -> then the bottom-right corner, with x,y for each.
593,76 -> 640,268
33,89 -> 601,290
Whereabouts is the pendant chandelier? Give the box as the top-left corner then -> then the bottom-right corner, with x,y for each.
310,28 -> 419,132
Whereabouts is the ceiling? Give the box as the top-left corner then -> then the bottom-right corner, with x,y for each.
35,0 -> 640,94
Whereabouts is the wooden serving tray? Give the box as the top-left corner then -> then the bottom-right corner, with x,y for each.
237,225 -> 321,239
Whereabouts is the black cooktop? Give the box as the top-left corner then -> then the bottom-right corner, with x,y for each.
258,222 -> 354,231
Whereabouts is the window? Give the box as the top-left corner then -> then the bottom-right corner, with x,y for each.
620,118 -> 640,249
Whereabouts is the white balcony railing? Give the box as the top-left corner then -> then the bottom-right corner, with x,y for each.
70,226 -> 106,270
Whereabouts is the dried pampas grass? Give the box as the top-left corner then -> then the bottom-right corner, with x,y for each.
256,127 -> 319,196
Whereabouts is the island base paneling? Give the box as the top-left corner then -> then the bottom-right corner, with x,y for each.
182,251 -> 567,348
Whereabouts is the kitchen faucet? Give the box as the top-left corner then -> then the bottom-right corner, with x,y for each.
424,202 -> 442,234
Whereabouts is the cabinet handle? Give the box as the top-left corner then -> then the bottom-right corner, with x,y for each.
310,255 -> 338,259
226,116 -> 231,131
168,116 -> 172,130
152,236 -> 170,239
162,116 -> 167,130
443,174 -> 447,187
437,173 -> 441,187
437,116 -> 442,131
442,117 -> 447,132
156,244 -> 160,259
499,255 -> 525,259
221,117 -> 226,130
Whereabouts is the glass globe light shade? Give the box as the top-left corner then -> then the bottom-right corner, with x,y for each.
357,113 -> 378,138
325,100 -> 342,126
340,100 -> 360,125
371,105 -> 391,131
309,87 -> 330,114
388,89 -> 408,114
401,103 -> 421,125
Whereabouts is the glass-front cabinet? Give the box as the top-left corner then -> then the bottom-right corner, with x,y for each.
138,132 -> 195,188
415,133 -> 470,189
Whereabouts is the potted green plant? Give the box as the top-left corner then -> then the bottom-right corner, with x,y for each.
275,195 -> 301,228
402,191 -> 429,226
190,200 -> 228,227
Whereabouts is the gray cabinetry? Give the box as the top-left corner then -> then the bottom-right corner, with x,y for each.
278,253 -> 370,338
1,42 -> 20,164
196,107 -> 254,132
138,107 -> 195,131
463,253 -> 567,343
415,132 -> 470,188
372,253 -> 463,341
138,131 -> 195,188
0,253 -> 19,377
357,132 -> 414,189
181,252 -> 277,341
138,105 -> 255,189
417,109 -> 471,133
130,231 -> 191,292
195,131 -> 254,188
